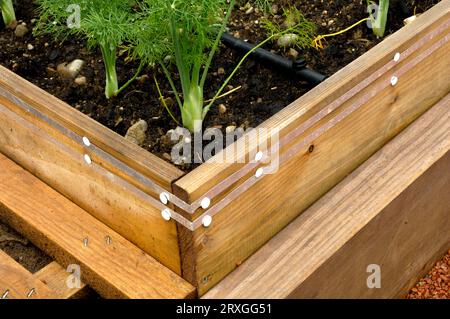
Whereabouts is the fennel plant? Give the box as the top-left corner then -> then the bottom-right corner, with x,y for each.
0,0 -> 16,28
367,0 -> 390,38
35,0 -> 142,99
133,0 -> 235,133
135,0 -> 312,133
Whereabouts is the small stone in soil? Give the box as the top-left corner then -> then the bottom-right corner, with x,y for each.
218,67 -> 225,75
277,34 -> 299,48
27,44 -> 34,51
271,4 -> 279,14
137,74 -> 150,84
288,48 -> 299,58
14,24 -> 29,38
218,104 -> 227,114
74,76 -> 87,86
226,125 -> 236,134
124,119 -> 148,146
57,59 -> 85,79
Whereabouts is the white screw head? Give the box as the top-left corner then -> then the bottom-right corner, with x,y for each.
82,136 -> 91,147
394,52 -> 401,62
161,209 -> 171,221
201,197 -> 211,209
255,167 -> 264,178
202,215 -> 212,227
254,151 -> 264,162
390,76 -> 398,86
83,154 -> 92,165
159,192 -> 170,204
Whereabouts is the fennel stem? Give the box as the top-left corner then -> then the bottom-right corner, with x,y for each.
1,0 -> 16,28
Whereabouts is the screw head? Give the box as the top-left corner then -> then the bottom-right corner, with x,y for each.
159,192 -> 170,204
82,136 -> 91,147
201,197 -> 211,209
394,52 -> 401,62
83,154 -> 92,165
255,167 -> 264,178
202,215 -> 212,227
161,209 -> 172,221
254,151 -> 264,162
390,76 -> 398,86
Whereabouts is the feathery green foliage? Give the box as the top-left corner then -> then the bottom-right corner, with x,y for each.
34,0 -> 142,99
133,0 -> 234,133
0,0 -> 16,28
135,0 -> 317,133
367,0 -> 390,37
251,0 -> 273,12
262,7 -> 317,50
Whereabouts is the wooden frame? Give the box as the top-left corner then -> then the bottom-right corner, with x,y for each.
0,1 -> 448,296
204,95 -> 450,298
0,153 -> 195,298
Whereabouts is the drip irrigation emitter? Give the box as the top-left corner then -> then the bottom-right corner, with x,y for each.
221,33 -> 327,86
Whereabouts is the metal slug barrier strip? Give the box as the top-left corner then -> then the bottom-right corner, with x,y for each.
189,18 -> 450,211
0,85 -> 196,213
192,34 -> 450,229
0,102 -> 196,230
0,18 -> 448,231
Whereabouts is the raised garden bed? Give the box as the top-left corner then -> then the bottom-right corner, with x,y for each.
204,96 -> 450,298
0,0 -> 449,296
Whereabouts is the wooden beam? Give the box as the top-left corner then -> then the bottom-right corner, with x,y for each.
0,250 -> 58,299
204,95 -> 450,298
175,2 -> 450,294
34,262 -> 89,299
0,154 -> 196,299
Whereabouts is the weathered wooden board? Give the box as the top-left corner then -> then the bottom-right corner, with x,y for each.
204,95 -> 450,298
34,262 -> 88,299
0,250 -> 58,299
175,2 -> 450,294
0,153 -> 196,299
0,93 -> 182,274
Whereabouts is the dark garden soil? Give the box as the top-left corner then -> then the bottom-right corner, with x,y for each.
0,0 -> 440,172
0,221 -> 51,273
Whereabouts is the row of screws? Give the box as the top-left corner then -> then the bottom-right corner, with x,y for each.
1,288 -> 35,299
82,235 -> 112,247
83,52 -> 402,229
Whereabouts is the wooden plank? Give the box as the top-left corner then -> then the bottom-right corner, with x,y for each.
0,66 -> 183,189
34,262 -> 88,299
0,250 -> 58,299
175,0 -> 450,202
0,96 -> 182,274
175,2 -> 450,294
204,96 -> 450,298
0,154 -> 196,299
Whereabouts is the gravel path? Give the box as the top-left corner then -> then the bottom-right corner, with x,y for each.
408,250 -> 450,299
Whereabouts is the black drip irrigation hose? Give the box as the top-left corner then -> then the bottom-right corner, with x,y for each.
221,33 -> 327,86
